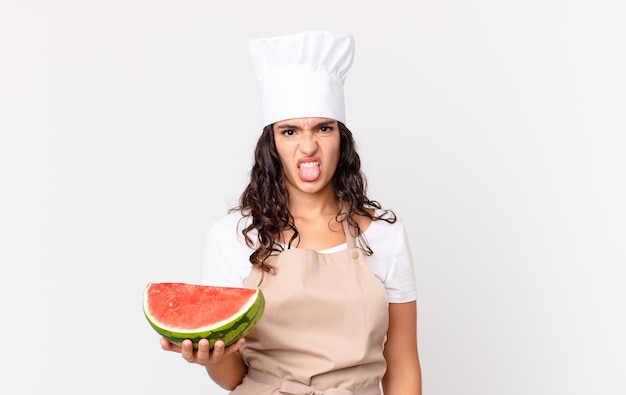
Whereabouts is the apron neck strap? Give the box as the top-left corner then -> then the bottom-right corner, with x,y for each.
341,210 -> 358,250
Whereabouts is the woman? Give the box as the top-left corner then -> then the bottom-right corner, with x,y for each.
160,31 -> 422,394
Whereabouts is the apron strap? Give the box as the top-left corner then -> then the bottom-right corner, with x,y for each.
340,210 -> 358,250
247,369 -> 378,395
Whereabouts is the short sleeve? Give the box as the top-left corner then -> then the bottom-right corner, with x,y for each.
385,224 -> 417,303
363,214 -> 417,303
200,212 -> 255,287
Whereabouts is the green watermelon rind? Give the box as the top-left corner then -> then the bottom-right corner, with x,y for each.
143,285 -> 265,350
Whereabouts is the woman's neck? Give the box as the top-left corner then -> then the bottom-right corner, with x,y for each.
287,190 -> 340,220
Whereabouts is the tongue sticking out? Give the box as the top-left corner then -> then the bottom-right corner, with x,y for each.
299,162 -> 320,182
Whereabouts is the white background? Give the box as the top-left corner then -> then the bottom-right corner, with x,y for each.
1,1 -> 624,394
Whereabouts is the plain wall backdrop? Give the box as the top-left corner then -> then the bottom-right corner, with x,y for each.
1,1 -> 624,394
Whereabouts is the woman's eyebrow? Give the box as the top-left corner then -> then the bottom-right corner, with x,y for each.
275,123 -> 300,130
275,120 -> 335,130
315,121 -> 336,129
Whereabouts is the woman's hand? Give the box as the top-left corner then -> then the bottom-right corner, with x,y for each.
160,337 -> 246,367
160,337 -> 247,390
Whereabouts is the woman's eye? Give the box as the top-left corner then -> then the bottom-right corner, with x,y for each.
320,126 -> 331,132
282,129 -> 294,136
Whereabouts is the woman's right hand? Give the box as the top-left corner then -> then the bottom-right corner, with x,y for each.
160,337 -> 246,367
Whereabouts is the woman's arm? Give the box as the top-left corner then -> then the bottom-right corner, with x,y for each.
160,337 -> 247,390
382,301 -> 422,395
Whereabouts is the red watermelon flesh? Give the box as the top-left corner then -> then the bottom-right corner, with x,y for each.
143,282 -> 265,349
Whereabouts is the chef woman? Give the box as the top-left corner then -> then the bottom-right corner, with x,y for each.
161,30 -> 422,395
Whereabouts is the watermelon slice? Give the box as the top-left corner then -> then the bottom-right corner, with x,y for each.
142,282 -> 265,349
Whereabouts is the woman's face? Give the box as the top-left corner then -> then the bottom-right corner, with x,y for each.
273,117 -> 341,196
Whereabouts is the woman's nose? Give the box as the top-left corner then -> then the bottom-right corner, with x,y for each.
299,133 -> 318,155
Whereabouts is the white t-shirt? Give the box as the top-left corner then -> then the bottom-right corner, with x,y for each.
201,210 -> 417,303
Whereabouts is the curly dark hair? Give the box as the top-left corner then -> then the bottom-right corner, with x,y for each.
230,122 -> 396,272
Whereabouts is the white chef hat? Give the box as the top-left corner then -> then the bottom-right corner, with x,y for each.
248,31 -> 355,128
